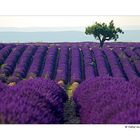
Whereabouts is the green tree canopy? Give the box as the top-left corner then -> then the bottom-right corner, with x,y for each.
85,20 -> 124,47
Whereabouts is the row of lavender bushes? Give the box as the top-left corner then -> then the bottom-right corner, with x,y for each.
0,43 -> 140,84
0,76 -> 140,124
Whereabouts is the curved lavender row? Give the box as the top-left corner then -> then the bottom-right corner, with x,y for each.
42,46 -> 58,80
92,48 -> 109,76
0,78 -> 68,124
0,45 -> 12,66
70,46 -> 82,83
11,46 -> 37,82
0,45 -> 26,76
27,46 -> 47,78
55,47 -> 69,84
124,47 -> 140,75
81,47 -> 95,79
113,47 -> 137,80
73,76 -> 140,124
103,48 -> 124,78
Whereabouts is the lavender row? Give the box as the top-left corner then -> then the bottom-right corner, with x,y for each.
0,45 -> 26,76
0,45 -> 12,66
81,47 -> 95,79
70,46 -> 82,83
10,45 -> 37,82
113,48 -> 137,80
27,46 -> 48,78
55,47 -> 69,84
103,48 -> 124,78
92,48 -> 109,76
123,47 -> 140,76
42,46 -> 58,80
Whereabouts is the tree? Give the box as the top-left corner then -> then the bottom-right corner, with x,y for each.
85,20 -> 124,48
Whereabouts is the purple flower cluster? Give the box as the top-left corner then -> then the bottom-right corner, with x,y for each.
81,47 -> 95,79
11,45 -> 37,82
73,76 -> 140,124
27,46 -> 47,78
70,46 -> 82,83
92,47 -> 109,76
113,47 -> 137,80
55,47 -> 69,84
0,45 -> 26,76
42,46 -> 58,80
0,78 -> 68,124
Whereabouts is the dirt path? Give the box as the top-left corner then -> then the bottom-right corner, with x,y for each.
64,99 -> 80,124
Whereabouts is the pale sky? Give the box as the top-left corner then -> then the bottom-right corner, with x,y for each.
0,16 -> 140,31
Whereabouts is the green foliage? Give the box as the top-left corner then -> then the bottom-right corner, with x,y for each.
85,20 -> 124,47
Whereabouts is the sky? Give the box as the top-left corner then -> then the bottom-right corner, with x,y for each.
0,16 -> 140,31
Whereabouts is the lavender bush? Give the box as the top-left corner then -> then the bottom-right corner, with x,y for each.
73,76 -> 140,124
0,78 -> 68,124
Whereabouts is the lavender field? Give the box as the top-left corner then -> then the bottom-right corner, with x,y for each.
0,42 -> 140,124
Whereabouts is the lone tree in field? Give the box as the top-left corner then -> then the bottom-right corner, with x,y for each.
85,20 -> 124,47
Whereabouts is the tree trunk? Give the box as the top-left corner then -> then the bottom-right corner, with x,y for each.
100,41 -> 104,48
